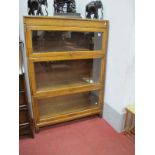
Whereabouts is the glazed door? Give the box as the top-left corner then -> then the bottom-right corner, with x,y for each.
25,27 -> 107,58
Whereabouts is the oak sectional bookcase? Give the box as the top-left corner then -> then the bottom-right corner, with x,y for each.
24,16 -> 108,131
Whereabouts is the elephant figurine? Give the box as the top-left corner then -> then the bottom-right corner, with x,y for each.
53,0 -> 76,13
86,0 -> 103,19
28,0 -> 48,16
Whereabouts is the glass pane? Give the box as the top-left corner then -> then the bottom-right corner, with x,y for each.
37,90 -> 99,119
32,31 -> 102,52
34,59 -> 101,90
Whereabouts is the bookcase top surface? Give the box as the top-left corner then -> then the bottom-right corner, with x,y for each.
23,16 -> 109,28
24,15 -> 108,22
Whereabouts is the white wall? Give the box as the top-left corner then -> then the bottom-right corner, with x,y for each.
19,0 -> 135,131
76,0 -> 135,115
103,0 -> 135,114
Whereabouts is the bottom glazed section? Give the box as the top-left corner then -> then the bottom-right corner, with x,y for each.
37,108 -> 101,128
36,90 -> 100,120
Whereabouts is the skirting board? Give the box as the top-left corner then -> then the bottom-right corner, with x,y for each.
103,103 -> 126,133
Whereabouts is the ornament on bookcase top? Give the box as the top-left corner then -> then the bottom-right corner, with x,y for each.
86,0 -> 103,19
53,0 -> 76,13
27,0 -> 48,16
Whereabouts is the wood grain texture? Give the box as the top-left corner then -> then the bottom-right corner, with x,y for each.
19,73 -> 34,138
27,26 -> 105,32
24,16 -> 108,29
29,51 -> 104,61
99,24 -> 109,110
38,108 -> 101,128
34,83 -> 101,99
37,91 -> 99,119
24,17 -> 108,131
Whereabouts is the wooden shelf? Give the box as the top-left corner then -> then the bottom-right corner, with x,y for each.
37,79 -> 94,91
19,123 -> 32,137
20,122 -> 30,128
35,82 -> 101,98
38,79 -> 94,90
34,59 -> 101,92
38,91 -> 99,120
38,108 -> 101,128
19,105 -> 27,111
24,17 -> 108,131
29,51 -> 104,62
19,72 -> 34,138
19,90 -> 24,93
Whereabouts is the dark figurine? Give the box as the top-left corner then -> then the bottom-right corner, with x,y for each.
53,0 -> 76,13
28,0 -> 48,16
86,0 -> 103,19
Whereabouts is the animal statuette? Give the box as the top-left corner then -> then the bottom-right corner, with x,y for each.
86,0 -> 103,19
28,0 -> 48,16
53,0 -> 76,13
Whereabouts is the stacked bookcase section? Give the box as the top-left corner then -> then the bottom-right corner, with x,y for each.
24,16 -> 108,131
